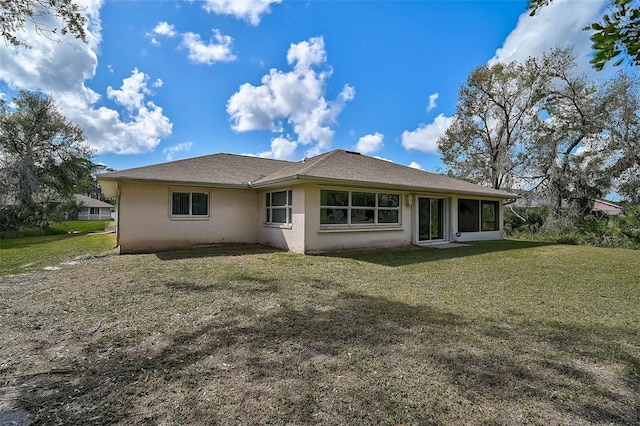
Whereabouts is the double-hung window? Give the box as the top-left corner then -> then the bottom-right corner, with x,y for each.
171,191 -> 209,217
320,189 -> 400,227
89,207 -> 100,215
458,199 -> 499,232
266,190 -> 292,225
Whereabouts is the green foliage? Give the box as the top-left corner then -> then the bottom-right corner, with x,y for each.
0,90 -> 101,231
509,206 -> 640,249
530,0 -> 640,70
504,205 -> 547,234
0,0 -> 87,47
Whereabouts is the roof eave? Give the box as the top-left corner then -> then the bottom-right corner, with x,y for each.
251,175 -> 517,198
97,176 -> 251,190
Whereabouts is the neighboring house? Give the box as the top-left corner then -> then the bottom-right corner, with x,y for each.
592,199 -> 623,216
511,190 -> 623,216
97,149 -> 516,254
74,194 -> 114,220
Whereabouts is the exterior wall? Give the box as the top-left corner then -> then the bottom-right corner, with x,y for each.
303,184 -> 413,254
117,181 -> 259,253
77,207 -> 112,221
258,185 -> 306,253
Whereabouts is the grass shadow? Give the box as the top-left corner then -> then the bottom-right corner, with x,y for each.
319,239 -> 556,267
154,243 -> 282,261
0,233 -> 80,250
13,287 -> 639,424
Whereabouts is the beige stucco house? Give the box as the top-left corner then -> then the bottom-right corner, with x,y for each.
98,149 -> 516,254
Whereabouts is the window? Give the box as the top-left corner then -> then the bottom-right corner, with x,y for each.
458,199 -> 499,232
171,191 -> 209,217
320,189 -> 400,227
481,201 -> 499,231
266,190 -> 292,224
89,207 -> 99,215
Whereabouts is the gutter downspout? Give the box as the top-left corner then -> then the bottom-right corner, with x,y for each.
115,180 -> 121,250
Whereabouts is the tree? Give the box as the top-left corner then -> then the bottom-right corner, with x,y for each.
529,0 -> 640,70
0,0 -> 87,47
438,58 -> 549,190
525,48 -> 610,221
0,91 -> 93,226
601,72 -> 640,203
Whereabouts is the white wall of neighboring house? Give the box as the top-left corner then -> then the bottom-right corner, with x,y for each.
77,207 -> 112,221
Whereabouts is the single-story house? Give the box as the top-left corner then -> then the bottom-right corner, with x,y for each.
592,199 -> 623,216
97,149 -> 516,254
74,194 -> 114,220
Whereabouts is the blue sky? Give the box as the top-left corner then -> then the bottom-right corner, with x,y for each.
0,0 -> 614,173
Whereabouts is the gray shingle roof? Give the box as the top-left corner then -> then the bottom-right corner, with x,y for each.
98,150 -> 516,198
74,194 -> 114,208
98,153 -> 291,187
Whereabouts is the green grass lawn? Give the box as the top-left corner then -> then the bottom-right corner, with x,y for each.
0,231 -> 116,275
0,241 -> 638,424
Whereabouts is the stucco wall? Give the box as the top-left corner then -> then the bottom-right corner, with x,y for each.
303,184 -> 413,253
117,182 -> 259,253
257,185 -> 306,253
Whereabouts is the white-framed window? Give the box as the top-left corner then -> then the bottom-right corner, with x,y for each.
171,191 -> 209,217
89,207 -> 100,215
266,190 -> 292,224
320,189 -> 400,227
458,199 -> 499,232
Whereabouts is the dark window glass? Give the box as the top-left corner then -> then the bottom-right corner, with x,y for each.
481,201 -> 498,231
192,193 -> 208,215
272,191 -> 287,206
378,209 -> 399,224
378,193 -> 399,207
321,190 -> 349,206
351,208 -> 375,224
321,208 -> 348,224
172,192 -> 190,215
272,208 -> 287,223
352,192 -> 375,207
458,199 -> 479,232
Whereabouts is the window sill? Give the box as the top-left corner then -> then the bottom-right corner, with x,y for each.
169,216 -> 210,221
263,223 -> 293,229
319,225 -> 403,233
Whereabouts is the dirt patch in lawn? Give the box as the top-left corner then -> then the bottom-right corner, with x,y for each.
1,243 -> 639,424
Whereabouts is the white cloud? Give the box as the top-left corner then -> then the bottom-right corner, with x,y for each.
106,69 -> 150,111
257,137 -> 298,160
181,30 -> 236,65
426,92 -> 438,112
0,3 -> 173,155
408,161 -> 424,170
227,36 -> 355,157
401,113 -> 453,154
153,22 -> 177,37
492,0 -> 611,79
163,141 -> 193,161
203,0 -> 281,25
355,132 -> 384,154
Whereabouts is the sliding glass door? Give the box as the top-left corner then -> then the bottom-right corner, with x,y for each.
418,197 -> 445,241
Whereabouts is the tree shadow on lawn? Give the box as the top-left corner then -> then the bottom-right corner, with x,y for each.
319,240 -> 556,267
14,289 -> 639,424
0,233 -> 80,249
153,243 -> 283,261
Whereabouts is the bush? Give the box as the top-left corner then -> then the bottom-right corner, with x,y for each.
506,205 -> 640,249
